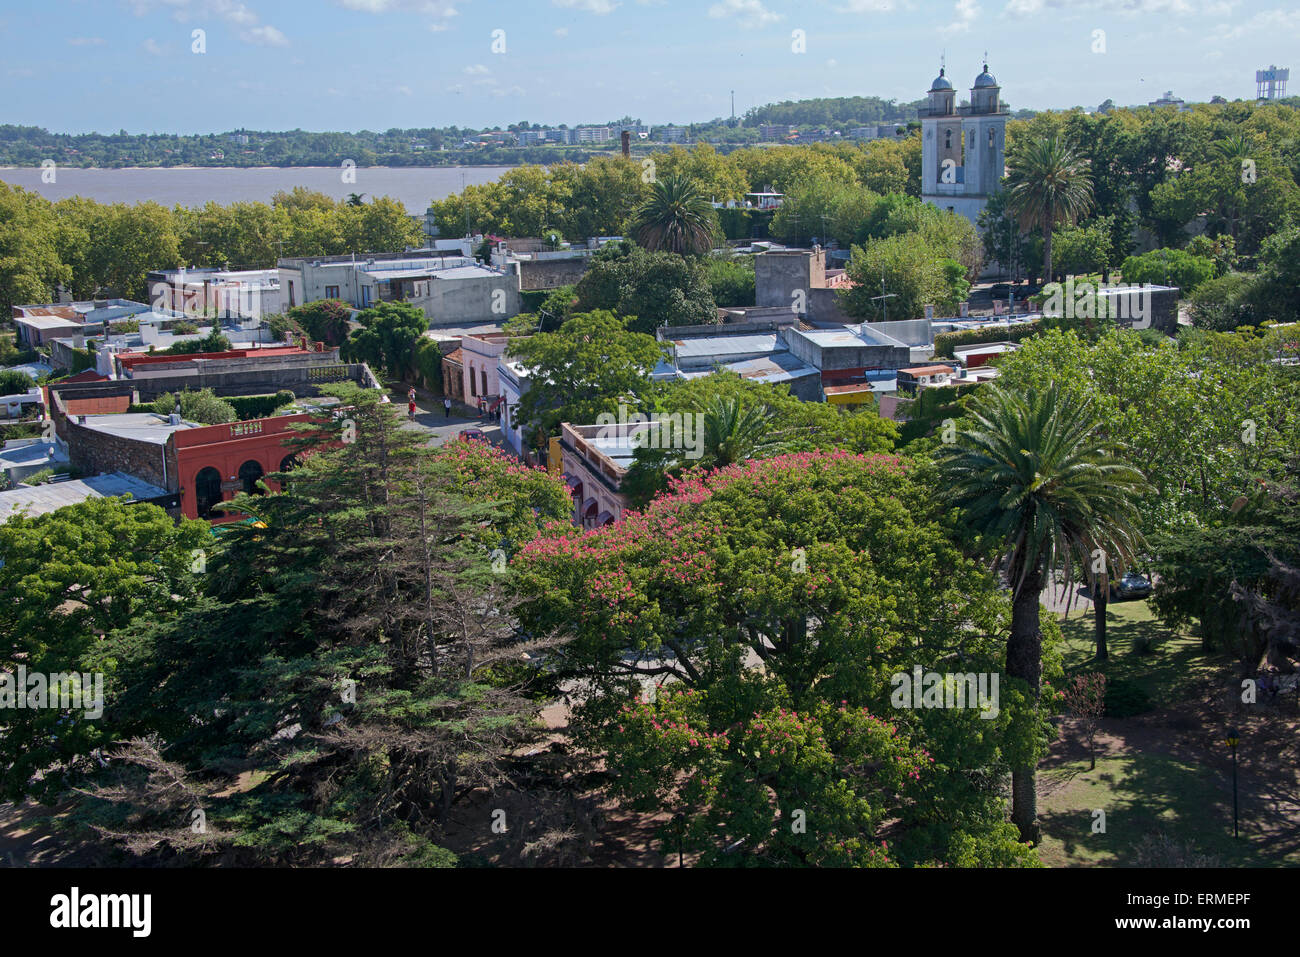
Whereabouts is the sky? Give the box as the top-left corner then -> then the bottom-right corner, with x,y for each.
1,0 -> 1296,135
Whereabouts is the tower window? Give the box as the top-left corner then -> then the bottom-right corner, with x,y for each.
945,130 -> 952,149
989,128 -> 996,147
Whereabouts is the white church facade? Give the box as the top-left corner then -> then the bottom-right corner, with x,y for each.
920,62 -> 1009,226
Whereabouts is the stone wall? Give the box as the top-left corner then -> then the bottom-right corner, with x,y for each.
517,258 -> 590,290
66,421 -> 173,491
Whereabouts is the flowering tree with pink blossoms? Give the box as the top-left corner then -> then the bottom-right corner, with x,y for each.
514,450 -> 1042,866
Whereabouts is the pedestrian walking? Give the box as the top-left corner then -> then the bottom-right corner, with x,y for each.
408,399 -> 417,420
443,397 -> 452,418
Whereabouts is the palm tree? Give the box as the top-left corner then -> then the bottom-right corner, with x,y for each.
698,396 -> 785,468
346,192 -> 367,207
938,383 -> 1147,843
1005,136 -> 1094,284
630,173 -> 716,256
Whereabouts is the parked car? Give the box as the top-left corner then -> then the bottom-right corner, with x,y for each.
1112,570 -> 1153,600
459,428 -> 486,442
1092,571 -> 1152,601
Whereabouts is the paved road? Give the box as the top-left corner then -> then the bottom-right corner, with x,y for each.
387,384 -> 506,449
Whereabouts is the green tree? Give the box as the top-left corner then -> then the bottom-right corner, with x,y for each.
344,300 -> 428,375
515,451 -> 1040,867
1005,135 -> 1095,283
0,369 -> 36,395
70,386 -> 572,865
1119,248 -> 1216,296
706,257 -> 756,308
937,383 -> 1148,841
630,173 -> 718,256
573,241 -> 716,334
288,298 -> 352,346
0,498 -> 208,801
0,184 -> 71,313
840,233 -> 969,320
507,309 -> 664,447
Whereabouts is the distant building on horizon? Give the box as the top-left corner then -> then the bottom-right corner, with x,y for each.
1149,90 -> 1188,110
1256,65 -> 1289,100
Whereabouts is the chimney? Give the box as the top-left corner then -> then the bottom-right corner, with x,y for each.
621,130 -> 630,158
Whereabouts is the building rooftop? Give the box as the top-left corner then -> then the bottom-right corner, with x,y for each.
0,472 -> 168,523
665,333 -> 781,360
681,352 -> 819,386
14,314 -> 83,330
794,325 -> 909,349
75,412 -> 203,444
0,441 -> 65,471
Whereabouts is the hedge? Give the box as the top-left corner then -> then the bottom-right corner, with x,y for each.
519,290 -> 550,314
932,319 -> 1042,359
228,391 -> 297,420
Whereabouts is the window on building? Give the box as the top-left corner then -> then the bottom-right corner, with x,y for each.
325,285 -> 340,299
944,129 -> 952,150
238,460 -> 265,495
989,128 -> 996,147
360,285 -> 373,307
287,281 -> 295,308
194,467 -> 222,518
469,364 -> 477,396
481,369 -> 488,397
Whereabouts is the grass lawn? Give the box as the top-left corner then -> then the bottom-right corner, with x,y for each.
1039,598 -> 1300,867
1054,598 -> 1228,708
1036,752 -> 1284,867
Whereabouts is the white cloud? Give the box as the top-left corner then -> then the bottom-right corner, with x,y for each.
339,0 -> 460,11
552,0 -> 621,14
464,63 -> 490,74
837,0 -> 901,12
942,0 -> 981,33
242,24 -> 288,45
395,84 -> 413,95
554,26 -> 569,36
142,37 -> 166,55
708,0 -> 782,26
1209,7 -> 1300,40
125,1 -> 288,46
1004,0 -> 1199,14
68,37 -> 106,46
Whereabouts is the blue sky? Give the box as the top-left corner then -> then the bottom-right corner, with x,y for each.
1,0 -> 1296,134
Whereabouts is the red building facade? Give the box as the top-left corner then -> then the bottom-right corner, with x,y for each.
167,414 -> 313,520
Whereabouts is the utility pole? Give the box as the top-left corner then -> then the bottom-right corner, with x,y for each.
871,268 -> 896,323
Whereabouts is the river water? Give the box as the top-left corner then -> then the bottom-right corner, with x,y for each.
0,165 -> 514,214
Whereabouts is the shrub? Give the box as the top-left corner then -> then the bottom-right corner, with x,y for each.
150,388 -> 237,425
1119,248 -> 1216,296
1102,678 -> 1152,718
933,320 -> 1042,359
0,369 -> 36,395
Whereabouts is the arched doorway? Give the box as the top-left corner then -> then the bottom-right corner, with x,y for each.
276,454 -> 299,492
238,459 -> 265,495
194,466 -> 222,518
